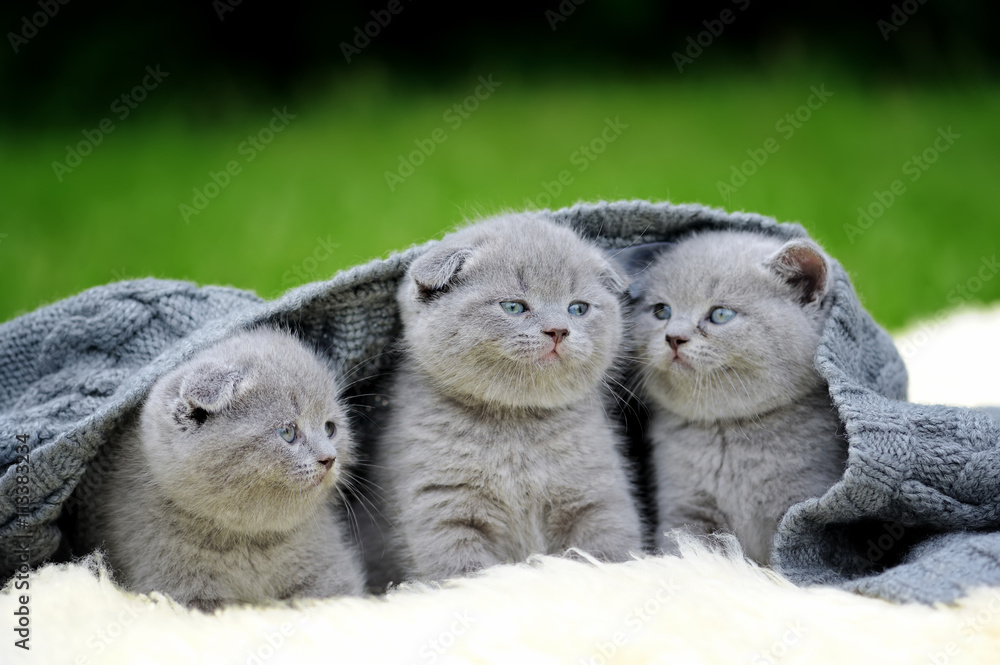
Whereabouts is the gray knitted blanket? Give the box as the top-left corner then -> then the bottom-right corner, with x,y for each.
2,201 -> 998,604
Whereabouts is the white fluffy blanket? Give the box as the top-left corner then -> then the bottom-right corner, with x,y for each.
897,305 -> 1000,408
4,304 -> 1000,665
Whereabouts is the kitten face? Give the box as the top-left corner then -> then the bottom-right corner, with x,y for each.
629,231 -> 830,423
142,329 -> 354,532
399,214 -> 625,409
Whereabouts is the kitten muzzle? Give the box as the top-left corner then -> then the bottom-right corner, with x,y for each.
305,457 -> 337,488
537,328 -> 569,363
666,334 -> 688,352
543,328 -> 569,344
670,353 -> 692,369
536,350 -> 561,366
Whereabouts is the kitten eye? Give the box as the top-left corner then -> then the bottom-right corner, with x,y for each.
277,424 -> 296,443
709,307 -> 737,324
567,302 -> 589,316
500,301 -> 527,315
324,421 -> 336,438
652,304 -> 671,321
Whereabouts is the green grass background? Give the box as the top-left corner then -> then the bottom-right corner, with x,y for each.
2,68 -> 999,330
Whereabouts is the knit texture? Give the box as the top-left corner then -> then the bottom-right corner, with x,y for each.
1,200 -> 997,604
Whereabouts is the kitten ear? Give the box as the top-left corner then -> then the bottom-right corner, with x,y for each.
598,261 -> 628,295
606,242 -> 674,300
178,361 -> 246,418
409,246 -> 475,298
765,239 -> 830,305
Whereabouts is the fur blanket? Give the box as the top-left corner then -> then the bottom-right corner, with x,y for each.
5,538 -> 1000,664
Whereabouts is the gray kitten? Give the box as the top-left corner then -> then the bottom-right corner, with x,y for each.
93,328 -> 364,609
373,214 -> 643,584
625,230 -> 847,564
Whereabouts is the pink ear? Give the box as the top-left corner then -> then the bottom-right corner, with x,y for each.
766,240 -> 829,304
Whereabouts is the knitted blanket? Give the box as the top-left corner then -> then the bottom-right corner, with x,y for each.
2,200 -> 998,604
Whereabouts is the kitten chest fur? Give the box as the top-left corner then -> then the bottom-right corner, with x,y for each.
382,361 -> 636,569
652,389 -> 846,563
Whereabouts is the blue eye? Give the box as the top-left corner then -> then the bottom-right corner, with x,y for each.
500,301 -> 526,315
278,424 -> 296,443
709,307 -> 737,324
653,304 -> 671,321
324,421 -> 336,438
568,302 -> 589,316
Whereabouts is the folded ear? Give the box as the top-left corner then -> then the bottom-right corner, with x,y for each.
409,246 -> 475,299
178,361 -> 246,422
597,259 -> 628,295
765,239 -> 830,305
606,242 -> 674,300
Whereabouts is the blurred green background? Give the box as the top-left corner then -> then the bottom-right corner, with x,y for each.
2,1 -> 998,331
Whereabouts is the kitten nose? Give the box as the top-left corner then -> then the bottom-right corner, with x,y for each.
317,456 -> 335,471
544,328 -> 569,344
666,335 -> 688,352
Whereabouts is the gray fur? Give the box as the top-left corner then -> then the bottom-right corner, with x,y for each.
372,213 -> 643,583
628,230 -> 847,564
92,328 -> 364,608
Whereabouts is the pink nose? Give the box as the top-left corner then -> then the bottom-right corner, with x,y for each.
317,456 -> 334,471
544,328 -> 569,344
666,335 -> 688,352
